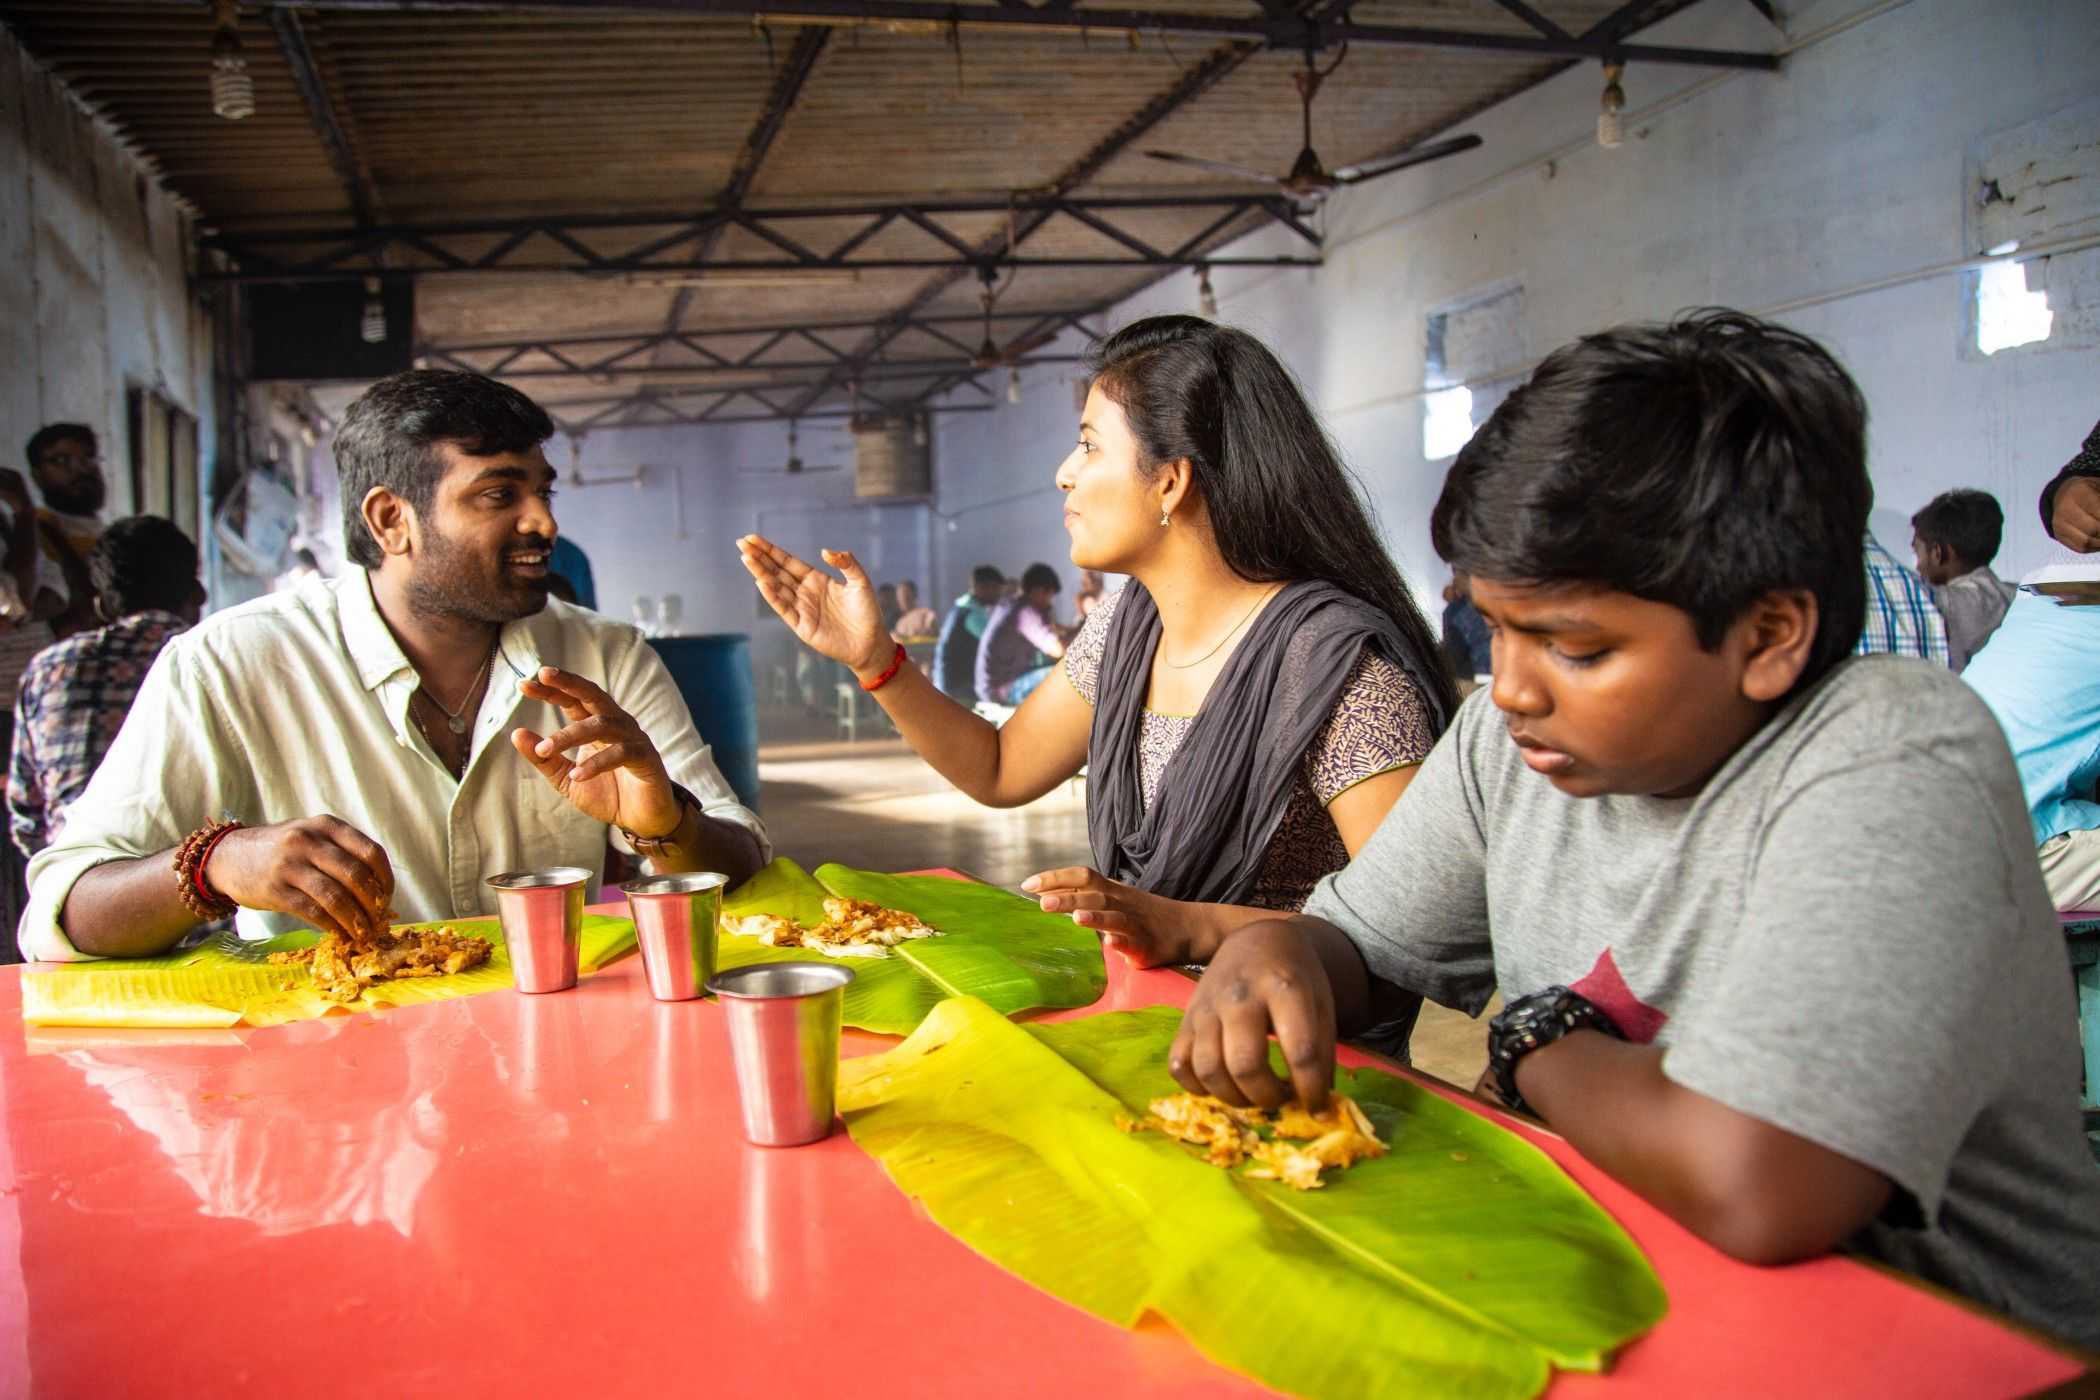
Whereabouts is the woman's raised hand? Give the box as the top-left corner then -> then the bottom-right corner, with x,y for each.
737,534 -> 891,673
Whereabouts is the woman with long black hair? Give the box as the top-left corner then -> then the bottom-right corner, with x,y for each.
739,315 -> 1457,1051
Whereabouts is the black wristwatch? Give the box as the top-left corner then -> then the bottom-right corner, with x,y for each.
1486,985 -> 1624,1117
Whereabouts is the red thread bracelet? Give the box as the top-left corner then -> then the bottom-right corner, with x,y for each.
192,821 -> 243,912
860,643 -> 908,693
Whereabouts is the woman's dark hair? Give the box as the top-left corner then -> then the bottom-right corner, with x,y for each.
90,515 -> 198,618
1087,315 -> 1459,718
1912,489 -> 2003,570
1431,308 -> 1870,694
335,369 -> 553,568
1021,562 -> 1062,594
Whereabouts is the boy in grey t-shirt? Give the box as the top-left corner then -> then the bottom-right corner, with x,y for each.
1157,312 -> 2100,1347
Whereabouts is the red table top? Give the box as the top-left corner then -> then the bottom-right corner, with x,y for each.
0,892 -> 2086,1399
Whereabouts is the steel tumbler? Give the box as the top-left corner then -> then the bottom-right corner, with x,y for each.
705,963 -> 855,1146
621,871 -> 727,1001
486,867 -> 591,994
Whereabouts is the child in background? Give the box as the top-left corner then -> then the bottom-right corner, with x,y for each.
1911,488 -> 2017,670
1156,311 -> 2100,1348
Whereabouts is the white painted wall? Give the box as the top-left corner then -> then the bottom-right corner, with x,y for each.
934,0 -> 2100,604
0,32 -> 213,528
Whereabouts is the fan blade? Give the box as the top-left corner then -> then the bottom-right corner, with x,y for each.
1332,133 -> 1483,185
1142,150 -> 1290,188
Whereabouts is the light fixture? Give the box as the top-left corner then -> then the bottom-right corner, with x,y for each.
911,414 -> 929,448
785,420 -> 805,473
209,0 -> 254,121
971,266 -> 1003,371
1597,62 -> 1626,149
359,276 -> 387,344
1196,265 -> 1218,319
1006,366 -> 1022,404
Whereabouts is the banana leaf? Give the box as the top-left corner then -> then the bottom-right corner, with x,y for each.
21,915 -> 637,1028
838,998 -> 1666,1399
715,860 -> 1106,1035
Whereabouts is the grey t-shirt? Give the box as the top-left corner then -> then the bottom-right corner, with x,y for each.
1934,568 -> 2018,673
1306,656 -> 2100,1347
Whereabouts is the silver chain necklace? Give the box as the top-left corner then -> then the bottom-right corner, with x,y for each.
419,650 -> 493,735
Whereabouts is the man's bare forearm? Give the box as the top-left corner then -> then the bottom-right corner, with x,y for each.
57,853 -> 202,958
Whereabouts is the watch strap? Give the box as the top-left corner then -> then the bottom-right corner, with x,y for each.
622,784 -> 699,856
1485,985 -> 1624,1117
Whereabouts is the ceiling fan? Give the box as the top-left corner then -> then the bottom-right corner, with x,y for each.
1146,47 -> 1483,208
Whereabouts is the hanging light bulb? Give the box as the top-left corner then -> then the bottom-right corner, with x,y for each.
911,414 -> 929,448
209,0 -> 254,121
1597,62 -> 1626,149
1197,266 -> 1219,319
1006,366 -> 1022,405
360,276 -> 387,344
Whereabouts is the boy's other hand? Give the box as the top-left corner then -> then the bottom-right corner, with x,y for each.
2052,476 -> 2100,552
1169,919 -> 1336,1113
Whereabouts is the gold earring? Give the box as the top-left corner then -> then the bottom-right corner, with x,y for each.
1159,509 -> 1170,528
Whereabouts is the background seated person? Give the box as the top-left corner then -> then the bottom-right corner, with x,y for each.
1965,416 -> 2100,913
10,516 -> 205,859
976,562 -> 1067,706
1163,313 -> 2100,1348
932,565 -> 1004,704
1910,488 -> 2015,671
19,370 -> 765,961
891,578 -> 939,640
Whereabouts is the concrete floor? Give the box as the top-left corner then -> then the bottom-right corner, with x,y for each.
756,733 -> 1493,1089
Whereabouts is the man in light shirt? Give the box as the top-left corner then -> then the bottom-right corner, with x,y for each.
19,370 -> 767,962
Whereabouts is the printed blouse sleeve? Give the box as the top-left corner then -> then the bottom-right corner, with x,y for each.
1305,650 -> 1438,805
1059,586 -> 1120,707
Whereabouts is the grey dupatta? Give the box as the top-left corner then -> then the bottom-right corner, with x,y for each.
1085,578 -> 1451,906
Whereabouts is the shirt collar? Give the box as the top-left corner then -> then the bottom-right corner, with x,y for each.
338,569 -> 413,692
336,568 -> 550,695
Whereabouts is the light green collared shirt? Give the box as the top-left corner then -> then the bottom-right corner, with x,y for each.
18,571 -> 768,961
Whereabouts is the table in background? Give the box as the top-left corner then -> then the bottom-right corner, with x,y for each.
0,898 -> 2088,1397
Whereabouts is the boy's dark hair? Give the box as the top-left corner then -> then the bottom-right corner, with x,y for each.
1021,562 -> 1062,594
1911,489 -> 2003,570
90,515 -> 198,618
335,369 -> 553,568
26,423 -> 95,466
971,565 -> 1005,588
1432,309 -> 1870,694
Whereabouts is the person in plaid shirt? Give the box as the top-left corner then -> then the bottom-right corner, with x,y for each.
1856,531 -> 1949,665
9,517 -> 203,858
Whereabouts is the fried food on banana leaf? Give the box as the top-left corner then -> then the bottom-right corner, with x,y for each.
1121,1092 -> 1386,1189
268,923 -> 491,1003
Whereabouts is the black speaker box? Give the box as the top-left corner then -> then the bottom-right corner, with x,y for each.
245,279 -> 415,381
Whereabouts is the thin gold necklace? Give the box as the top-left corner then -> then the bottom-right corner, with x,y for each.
1162,584 -> 1282,669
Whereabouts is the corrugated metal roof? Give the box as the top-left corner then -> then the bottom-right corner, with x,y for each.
0,0 -> 1706,416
